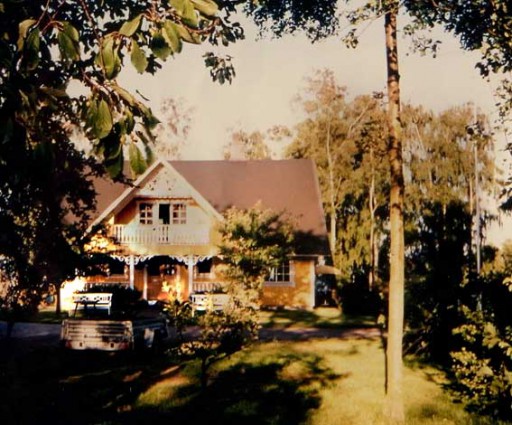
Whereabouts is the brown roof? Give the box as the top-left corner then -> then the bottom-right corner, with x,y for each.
170,159 -> 329,255
93,159 -> 330,256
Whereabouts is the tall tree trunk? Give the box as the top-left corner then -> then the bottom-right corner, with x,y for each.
369,145 -> 377,291
384,5 -> 405,424
326,120 -> 337,255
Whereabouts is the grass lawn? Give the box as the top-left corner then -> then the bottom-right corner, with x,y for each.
1,331 -> 508,425
259,306 -> 377,329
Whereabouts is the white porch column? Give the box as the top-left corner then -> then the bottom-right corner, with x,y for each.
143,265 -> 148,300
129,255 -> 135,290
187,255 -> 194,296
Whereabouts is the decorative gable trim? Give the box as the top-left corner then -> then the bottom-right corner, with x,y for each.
160,161 -> 223,221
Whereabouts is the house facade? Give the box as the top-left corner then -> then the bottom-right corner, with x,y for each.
83,159 -> 331,309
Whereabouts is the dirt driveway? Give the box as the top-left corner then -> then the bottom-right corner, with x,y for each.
0,321 -> 380,359
0,321 -> 61,339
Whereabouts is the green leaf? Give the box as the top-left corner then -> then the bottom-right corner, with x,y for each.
85,97 -> 98,134
141,105 -> 160,130
99,36 -> 121,79
144,143 -> 155,165
150,31 -> 172,60
130,40 -> 148,73
58,31 -> 79,63
190,0 -> 218,17
62,21 -> 79,42
111,83 -> 136,106
23,27 -> 40,70
102,129 -> 123,161
175,24 -> 201,44
170,0 -> 198,28
163,21 -> 182,54
105,148 -> 124,178
129,142 -> 147,175
56,22 -> 80,65
17,19 -> 36,50
39,87 -> 68,98
119,14 -> 142,37
95,99 -> 113,139
124,109 -> 135,133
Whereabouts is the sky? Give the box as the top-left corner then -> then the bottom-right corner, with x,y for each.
118,13 -> 511,246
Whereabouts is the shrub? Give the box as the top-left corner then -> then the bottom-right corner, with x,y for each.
451,289 -> 512,419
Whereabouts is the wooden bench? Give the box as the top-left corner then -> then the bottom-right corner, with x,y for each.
72,293 -> 113,315
190,293 -> 229,315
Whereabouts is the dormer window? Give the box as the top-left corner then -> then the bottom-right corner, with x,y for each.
139,202 -> 153,224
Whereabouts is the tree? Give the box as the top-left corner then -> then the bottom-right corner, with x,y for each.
153,97 -> 195,161
0,0 -> 244,327
287,69 -> 352,256
178,204 -> 294,390
243,2 -> 406,417
286,72 -> 389,288
223,128 -> 272,160
245,1 -> 512,421
0,136 -> 101,328
217,204 -> 294,307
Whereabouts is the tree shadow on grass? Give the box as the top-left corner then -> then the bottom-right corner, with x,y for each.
116,350 -> 344,425
0,345 -> 182,425
0,341 -> 344,425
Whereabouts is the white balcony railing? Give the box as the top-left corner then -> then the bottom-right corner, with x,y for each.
111,224 -> 210,245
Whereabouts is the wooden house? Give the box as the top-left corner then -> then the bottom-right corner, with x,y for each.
84,159 -> 331,309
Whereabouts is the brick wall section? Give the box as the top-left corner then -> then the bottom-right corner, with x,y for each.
261,260 -> 314,309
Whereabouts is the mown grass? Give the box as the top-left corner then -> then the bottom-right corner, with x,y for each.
134,338 -> 508,425
259,306 -> 376,329
1,334 -> 509,425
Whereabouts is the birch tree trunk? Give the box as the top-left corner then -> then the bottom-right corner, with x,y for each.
384,5 -> 405,423
326,120 -> 338,255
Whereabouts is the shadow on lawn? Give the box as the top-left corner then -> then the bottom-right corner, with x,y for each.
117,350 -> 344,425
0,342 -> 343,425
260,307 -> 377,330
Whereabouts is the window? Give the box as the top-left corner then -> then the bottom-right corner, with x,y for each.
266,261 -> 292,284
172,202 -> 187,224
139,202 -> 153,224
159,204 -> 170,224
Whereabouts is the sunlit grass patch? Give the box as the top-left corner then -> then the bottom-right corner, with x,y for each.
133,339 -> 504,425
130,337 -> 506,425
136,373 -> 192,408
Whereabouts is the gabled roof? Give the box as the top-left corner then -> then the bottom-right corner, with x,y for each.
92,159 -> 330,255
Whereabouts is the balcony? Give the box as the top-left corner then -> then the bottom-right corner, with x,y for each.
111,224 -> 210,245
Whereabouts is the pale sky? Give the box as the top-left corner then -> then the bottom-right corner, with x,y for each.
118,14 -> 511,246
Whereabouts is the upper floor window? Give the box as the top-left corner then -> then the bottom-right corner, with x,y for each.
172,202 -> 187,224
139,202 -> 153,224
159,204 -> 170,224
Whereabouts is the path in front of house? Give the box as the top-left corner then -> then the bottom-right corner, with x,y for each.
0,321 -> 380,356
